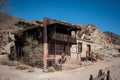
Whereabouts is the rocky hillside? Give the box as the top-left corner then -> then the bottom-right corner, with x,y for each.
104,31 -> 120,46
0,13 -> 22,54
0,12 -> 23,30
76,24 -> 120,57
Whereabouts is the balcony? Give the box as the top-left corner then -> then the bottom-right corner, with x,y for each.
51,33 -> 76,44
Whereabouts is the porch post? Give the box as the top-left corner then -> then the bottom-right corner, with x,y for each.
54,26 -> 56,64
43,18 -> 48,71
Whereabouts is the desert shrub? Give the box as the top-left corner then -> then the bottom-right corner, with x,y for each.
27,68 -> 35,72
0,55 -> 9,65
47,67 -> 55,72
0,55 -> 20,66
8,53 -> 15,60
7,61 -> 20,66
23,37 -> 44,68
78,62 -> 83,65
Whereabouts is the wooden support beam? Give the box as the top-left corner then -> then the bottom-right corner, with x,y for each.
43,18 -> 48,72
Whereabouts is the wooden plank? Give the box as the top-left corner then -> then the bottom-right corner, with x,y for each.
93,74 -> 107,80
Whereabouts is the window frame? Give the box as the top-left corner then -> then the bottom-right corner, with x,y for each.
78,42 -> 82,52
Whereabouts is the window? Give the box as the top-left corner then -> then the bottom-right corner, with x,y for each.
78,43 -> 82,52
60,45 -> 66,53
49,43 -> 55,51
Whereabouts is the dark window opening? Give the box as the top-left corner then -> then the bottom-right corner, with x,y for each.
60,44 -> 66,53
78,43 -> 82,52
49,43 -> 55,52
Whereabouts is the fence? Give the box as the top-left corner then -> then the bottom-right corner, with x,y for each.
89,69 -> 112,80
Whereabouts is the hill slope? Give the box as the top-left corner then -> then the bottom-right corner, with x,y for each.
104,31 -> 120,45
0,12 -> 23,30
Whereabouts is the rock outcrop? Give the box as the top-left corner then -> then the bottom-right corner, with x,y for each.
104,31 -> 120,45
76,24 -> 120,57
0,13 -> 22,54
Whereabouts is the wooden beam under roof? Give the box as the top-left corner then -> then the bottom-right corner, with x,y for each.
44,17 -> 81,30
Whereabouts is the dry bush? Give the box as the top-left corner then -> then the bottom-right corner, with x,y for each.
0,55 -> 9,65
47,67 -> 55,72
27,68 -> 35,72
7,61 -> 20,66
0,55 -> 20,66
23,37 -> 44,68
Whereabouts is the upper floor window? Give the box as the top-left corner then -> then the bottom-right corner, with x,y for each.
60,44 -> 66,53
49,43 -> 55,51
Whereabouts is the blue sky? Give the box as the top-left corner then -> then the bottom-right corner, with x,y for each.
8,0 -> 120,35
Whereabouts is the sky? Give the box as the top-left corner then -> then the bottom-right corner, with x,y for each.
8,0 -> 120,35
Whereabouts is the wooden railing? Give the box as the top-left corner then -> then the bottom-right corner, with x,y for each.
89,70 -> 112,80
51,33 -> 76,43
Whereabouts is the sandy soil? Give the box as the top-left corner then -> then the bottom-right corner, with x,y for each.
0,57 -> 120,80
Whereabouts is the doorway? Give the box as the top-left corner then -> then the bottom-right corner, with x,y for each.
86,45 -> 91,57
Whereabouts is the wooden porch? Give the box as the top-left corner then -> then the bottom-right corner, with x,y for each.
51,33 -> 76,44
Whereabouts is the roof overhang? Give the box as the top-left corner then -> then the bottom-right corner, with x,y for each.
44,17 -> 81,31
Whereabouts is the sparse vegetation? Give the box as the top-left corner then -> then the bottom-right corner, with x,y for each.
8,53 -> 15,60
0,55 -> 9,65
7,61 -> 19,66
23,36 -> 44,68
0,55 -> 20,66
78,62 -> 83,65
27,68 -> 35,72
47,67 -> 55,72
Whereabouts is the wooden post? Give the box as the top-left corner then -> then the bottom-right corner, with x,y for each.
89,75 -> 93,80
106,70 -> 111,80
98,69 -> 105,80
55,42 -> 56,64
43,18 -> 48,72
98,69 -> 103,77
54,26 -> 56,64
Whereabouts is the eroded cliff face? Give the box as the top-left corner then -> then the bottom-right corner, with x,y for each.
0,30 -> 15,54
76,24 -> 120,57
0,13 -> 22,54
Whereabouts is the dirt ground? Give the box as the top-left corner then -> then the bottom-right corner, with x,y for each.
0,57 -> 120,80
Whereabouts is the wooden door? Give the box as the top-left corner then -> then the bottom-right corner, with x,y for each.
86,45 -> 91,57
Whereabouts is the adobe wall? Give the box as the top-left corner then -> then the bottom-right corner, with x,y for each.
70,39 -> 94,61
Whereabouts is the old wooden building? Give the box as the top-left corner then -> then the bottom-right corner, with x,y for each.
14,17 -> 96,70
